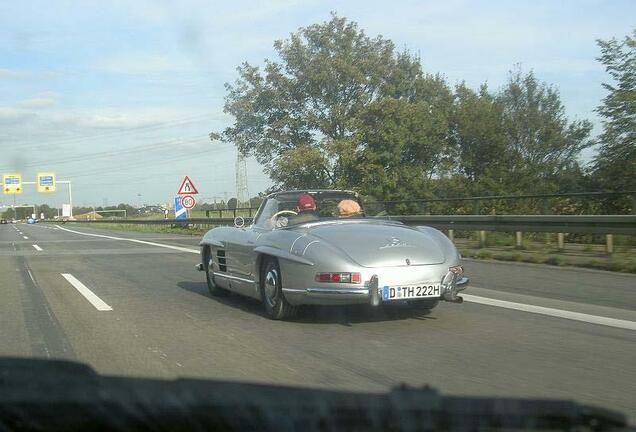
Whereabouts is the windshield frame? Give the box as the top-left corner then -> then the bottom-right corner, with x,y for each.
252,190 -> 365,229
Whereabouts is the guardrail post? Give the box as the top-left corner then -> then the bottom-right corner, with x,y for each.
606,234 -> 614,255
515,231 -> 523,249
448,229 -> 454,242
479,230 -> 486,248
557,233 -> 565,251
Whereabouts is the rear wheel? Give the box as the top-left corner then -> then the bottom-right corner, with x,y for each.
204,248 -> 227,297
260,257 -> 296,320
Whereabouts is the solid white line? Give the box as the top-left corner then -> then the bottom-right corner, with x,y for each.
55,225 -> 199,254
52,225 -> 635,331
32,244 -> 43,251
61,273 -> 113,311
23,236 -> 29,240
463,293 -> 636,331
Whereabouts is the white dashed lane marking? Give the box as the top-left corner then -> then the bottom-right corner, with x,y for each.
61,273 -> 113,311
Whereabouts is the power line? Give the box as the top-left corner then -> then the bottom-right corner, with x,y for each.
0,135 -> 208,170
9,113 -> 228,150
59,141 -> 239,179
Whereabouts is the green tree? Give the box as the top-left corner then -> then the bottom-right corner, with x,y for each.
37,204 -> 57,219
220,14 -> 451,196
496,69 -> 593,193
592,30 -> 636,211
115,203 -> 138,217
227,198 -> 238,210
451,83 -> 508,194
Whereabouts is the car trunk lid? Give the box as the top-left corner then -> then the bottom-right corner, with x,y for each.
304,221 -> 445,267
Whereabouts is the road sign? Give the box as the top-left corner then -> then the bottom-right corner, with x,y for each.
62,204 -> 71,218
2,174 -> 22,194
37,172 -> 56,193
177,176 -> 199,195
181,195 -> 196,209
174,196 -> 188,220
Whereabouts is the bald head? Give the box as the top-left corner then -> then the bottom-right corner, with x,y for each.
337,199 -> 361,217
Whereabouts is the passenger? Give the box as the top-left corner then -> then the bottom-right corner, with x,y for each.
290,193 -> 320,225
337,199 -> 362,218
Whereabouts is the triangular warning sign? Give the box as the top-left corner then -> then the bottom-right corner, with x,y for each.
177,176 -> 199,195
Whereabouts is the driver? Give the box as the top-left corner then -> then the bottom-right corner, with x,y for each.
291,193 -> 320,225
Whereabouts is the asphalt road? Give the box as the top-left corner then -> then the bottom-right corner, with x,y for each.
1,222 -> 635,422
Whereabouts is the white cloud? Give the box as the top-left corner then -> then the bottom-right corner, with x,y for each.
0,68 -> 29,79
16,91 -> 60,109
0,107 -> 34,122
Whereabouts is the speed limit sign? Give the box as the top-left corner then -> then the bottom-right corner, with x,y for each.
181,195 -> 196,209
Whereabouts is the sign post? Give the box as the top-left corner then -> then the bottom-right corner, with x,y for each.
37,173 -> 56,193
181,195 -> 196,209
2,174 -> 22,194
174,197 -> 187,220
177,176 -> 199,196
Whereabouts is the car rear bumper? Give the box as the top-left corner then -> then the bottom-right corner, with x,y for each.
282,275 -> 469,306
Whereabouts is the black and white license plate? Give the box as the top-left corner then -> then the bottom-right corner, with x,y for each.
381,284 -> 440,301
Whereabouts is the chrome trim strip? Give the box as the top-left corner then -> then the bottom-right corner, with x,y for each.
212,272 -> 255,284
305,287 -> 369,296
282,288 -> 306,293
302,240 -> 320,255
290,235 -> 305,252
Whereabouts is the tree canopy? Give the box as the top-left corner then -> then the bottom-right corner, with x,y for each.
591,30 -> 636,211
219,14 -> 629,213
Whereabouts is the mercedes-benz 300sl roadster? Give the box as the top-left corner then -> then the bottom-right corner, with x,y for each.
197,190 -> 468,319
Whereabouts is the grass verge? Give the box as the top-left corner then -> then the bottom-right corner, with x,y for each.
459,247 -> 636,274
63,222 -> 210,236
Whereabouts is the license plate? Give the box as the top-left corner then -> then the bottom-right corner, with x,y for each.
381,284 -> 440,301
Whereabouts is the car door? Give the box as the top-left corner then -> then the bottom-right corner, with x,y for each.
223,225 -> 263,299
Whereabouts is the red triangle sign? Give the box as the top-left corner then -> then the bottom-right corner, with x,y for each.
177,176 -> 199,195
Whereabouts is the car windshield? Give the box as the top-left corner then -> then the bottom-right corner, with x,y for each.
254,191 -> 365,228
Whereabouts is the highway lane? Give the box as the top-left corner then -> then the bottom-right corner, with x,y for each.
1,222 -> 635,422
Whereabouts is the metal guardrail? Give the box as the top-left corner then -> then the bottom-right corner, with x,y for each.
59,217 -> 254,226
58,214 -> 636,235
381,215 -> 636,235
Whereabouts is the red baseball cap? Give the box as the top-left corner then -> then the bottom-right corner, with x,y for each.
296,193 -> 316,212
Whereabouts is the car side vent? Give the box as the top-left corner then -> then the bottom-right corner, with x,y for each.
216,249 -> 227,272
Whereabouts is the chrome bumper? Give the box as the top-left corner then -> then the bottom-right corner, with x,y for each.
443,275 -> 469,303
282,274 -> 469,307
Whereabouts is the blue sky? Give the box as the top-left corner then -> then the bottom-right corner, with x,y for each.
0,0 -> 634,208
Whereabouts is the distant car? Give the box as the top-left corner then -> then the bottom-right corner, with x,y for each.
27,218 -> 35,224
0,219 -> 7,225
198,190 -> 468,320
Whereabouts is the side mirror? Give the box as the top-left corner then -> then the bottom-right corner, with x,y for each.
234,216 -> 245,228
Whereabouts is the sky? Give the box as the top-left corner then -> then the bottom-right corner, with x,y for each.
0,0 -> 634,208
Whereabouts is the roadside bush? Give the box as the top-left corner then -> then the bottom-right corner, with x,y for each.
543,255 -> 566,266
476,250 -> 493,259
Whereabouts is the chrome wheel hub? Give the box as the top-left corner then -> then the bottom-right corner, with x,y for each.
264,269 -> 279,306
207,257 -> 215,283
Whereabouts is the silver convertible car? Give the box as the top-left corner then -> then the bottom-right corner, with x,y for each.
197,190 -> 468,320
